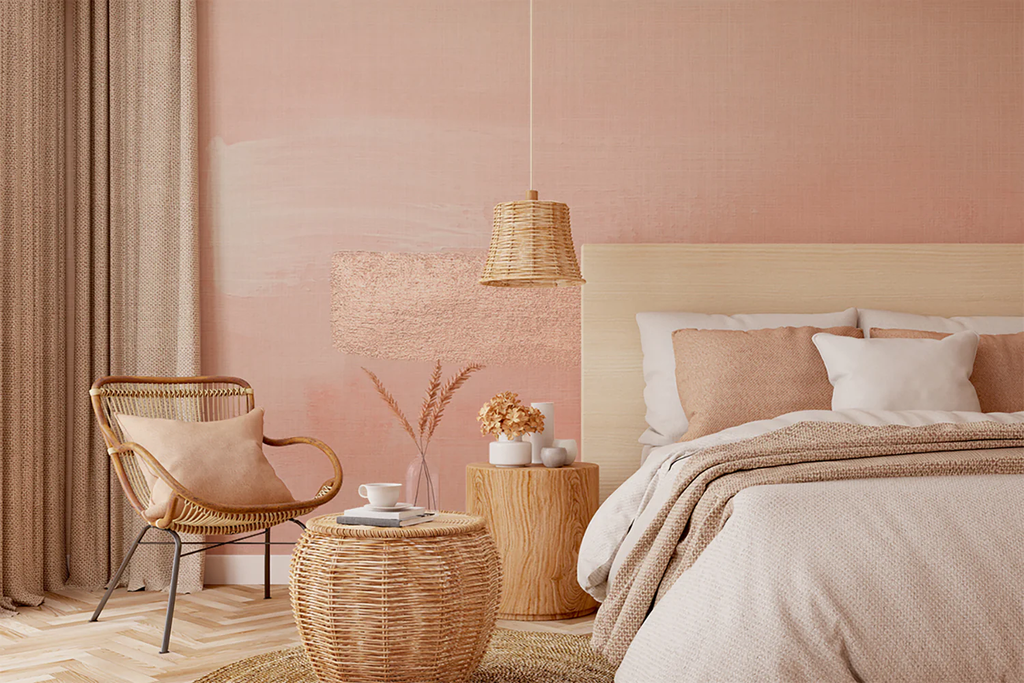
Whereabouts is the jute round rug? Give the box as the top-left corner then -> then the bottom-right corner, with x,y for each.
196,628 -> 615,683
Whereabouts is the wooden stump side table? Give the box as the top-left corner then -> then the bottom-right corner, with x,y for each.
466,462 -> 600,621
289,512 -> 501,683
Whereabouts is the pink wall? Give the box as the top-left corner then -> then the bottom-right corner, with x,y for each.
197,0 -> 1023,553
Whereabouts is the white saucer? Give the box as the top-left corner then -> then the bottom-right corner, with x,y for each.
363,502 -> 413,512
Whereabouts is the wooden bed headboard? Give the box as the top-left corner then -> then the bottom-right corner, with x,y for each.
581,243 -> 1024,501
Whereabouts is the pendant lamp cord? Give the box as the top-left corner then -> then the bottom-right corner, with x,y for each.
529,0 -> 534,192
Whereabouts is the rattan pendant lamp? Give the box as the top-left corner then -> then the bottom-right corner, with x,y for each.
480,0 -> 585,287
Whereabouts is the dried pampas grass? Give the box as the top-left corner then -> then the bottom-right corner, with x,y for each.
363,361 -> 485,456
427,363 -> 485,442
362,367 -> 418,445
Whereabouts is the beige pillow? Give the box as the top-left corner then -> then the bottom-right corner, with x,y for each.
115,408 -> 295,522
637,309 -> 859,445
858,309 -> 1023,336
870,329 -> 1024,413
672,326 -> 864,441
812,331 -> 981,412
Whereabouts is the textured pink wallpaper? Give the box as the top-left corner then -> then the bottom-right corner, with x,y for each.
331,251 -> 579,367
197,0 -> 1023,553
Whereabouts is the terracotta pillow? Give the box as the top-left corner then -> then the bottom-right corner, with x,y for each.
672,326 -> 864,441
870,329 -> 1024,413
115,408 -> 295,523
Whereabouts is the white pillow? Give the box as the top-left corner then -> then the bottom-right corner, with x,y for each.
859,309 -> 1024,337
812,331 -> 981,412
637,309 -> 859,446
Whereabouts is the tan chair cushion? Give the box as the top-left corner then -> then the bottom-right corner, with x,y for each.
673,326 -> 864,441
870,329 -> 1024,413
115,408 -> 295,523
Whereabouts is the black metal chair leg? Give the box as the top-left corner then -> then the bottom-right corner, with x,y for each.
90,525 -> 150,623
288,517 -> 306,531
160,529 -> 183,654
264,528 -> 271,600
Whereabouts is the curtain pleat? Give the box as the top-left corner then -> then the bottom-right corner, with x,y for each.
0,0 -> 67,613
1,0 -> 202,613
66,0 -> 110,591
110,0 -> 202,591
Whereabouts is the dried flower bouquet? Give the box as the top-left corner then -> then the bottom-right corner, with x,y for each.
478,391 -> 545,440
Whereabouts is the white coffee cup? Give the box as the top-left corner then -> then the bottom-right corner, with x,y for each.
358,482 -> 402,508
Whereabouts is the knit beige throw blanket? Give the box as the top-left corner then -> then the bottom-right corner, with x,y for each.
591,420 -> 1024,666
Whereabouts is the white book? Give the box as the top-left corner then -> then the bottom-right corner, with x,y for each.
343,505 -> 427,521
336,512 -> 437,528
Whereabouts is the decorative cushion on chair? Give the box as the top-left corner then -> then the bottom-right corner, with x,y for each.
115,408 -> 295,523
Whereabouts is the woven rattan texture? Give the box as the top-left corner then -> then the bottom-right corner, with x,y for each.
481,199 -> 584,287
196,628 -> 615,683
290,513 -> 501,683
306,511 -> 487,538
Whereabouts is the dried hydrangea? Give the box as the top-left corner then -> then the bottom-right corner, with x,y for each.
478,391 -> 545,439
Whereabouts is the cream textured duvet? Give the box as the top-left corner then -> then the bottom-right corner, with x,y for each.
616,473 -> 1024,682
581,412 -> 1024,681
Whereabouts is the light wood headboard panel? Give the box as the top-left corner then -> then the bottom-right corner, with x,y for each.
581,244 -> 1024,501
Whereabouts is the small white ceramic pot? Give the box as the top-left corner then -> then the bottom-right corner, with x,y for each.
553,438 -> 578,465
541,446 -> 568,468
489,435 -> 533,468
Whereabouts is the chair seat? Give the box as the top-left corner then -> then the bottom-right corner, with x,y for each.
164,505 -> 322,536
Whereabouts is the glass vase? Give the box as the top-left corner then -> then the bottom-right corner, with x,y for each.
406,451 -> 440,510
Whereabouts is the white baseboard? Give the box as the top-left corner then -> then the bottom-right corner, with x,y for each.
204,554 -> 292,585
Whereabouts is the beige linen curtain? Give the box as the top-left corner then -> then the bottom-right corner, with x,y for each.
1,0 -> 201,614
0,0 -> 68,614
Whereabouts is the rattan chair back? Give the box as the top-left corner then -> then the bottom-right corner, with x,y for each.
94,376 -> 255,442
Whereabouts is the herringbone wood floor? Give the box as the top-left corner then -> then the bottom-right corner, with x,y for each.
0,586 -> 595,682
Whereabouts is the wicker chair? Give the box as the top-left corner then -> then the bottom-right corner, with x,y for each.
87,375 -> 342,654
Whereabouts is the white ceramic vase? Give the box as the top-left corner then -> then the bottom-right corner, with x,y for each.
489,435 -> 532,468
529,402 -> 555,464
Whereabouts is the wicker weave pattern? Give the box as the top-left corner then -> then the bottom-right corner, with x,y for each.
90,376 -> 342,536
481,195 -> 585,287
95,381 -> 253,440
290,513 -> 501,683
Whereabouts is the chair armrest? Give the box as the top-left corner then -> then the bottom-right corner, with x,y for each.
263,435 -> 344,505
109,442 -> 205,526
112,439 -> 343,526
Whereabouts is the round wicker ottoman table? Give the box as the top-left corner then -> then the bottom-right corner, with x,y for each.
289,512 -> 501,683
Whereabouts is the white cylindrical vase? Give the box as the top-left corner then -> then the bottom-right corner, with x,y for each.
529,402 -> 555,464
489,435 -> 533,468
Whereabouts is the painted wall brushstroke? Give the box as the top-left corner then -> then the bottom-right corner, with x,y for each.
331,251 -> 580,367
197,0 -> 1024,555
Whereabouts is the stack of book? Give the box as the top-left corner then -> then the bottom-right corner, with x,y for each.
337,505 -> 436,528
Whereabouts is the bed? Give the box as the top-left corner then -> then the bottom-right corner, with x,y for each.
578,244 -> 1024,682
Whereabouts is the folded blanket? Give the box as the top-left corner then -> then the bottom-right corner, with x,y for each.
591,420 -> 1024,666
